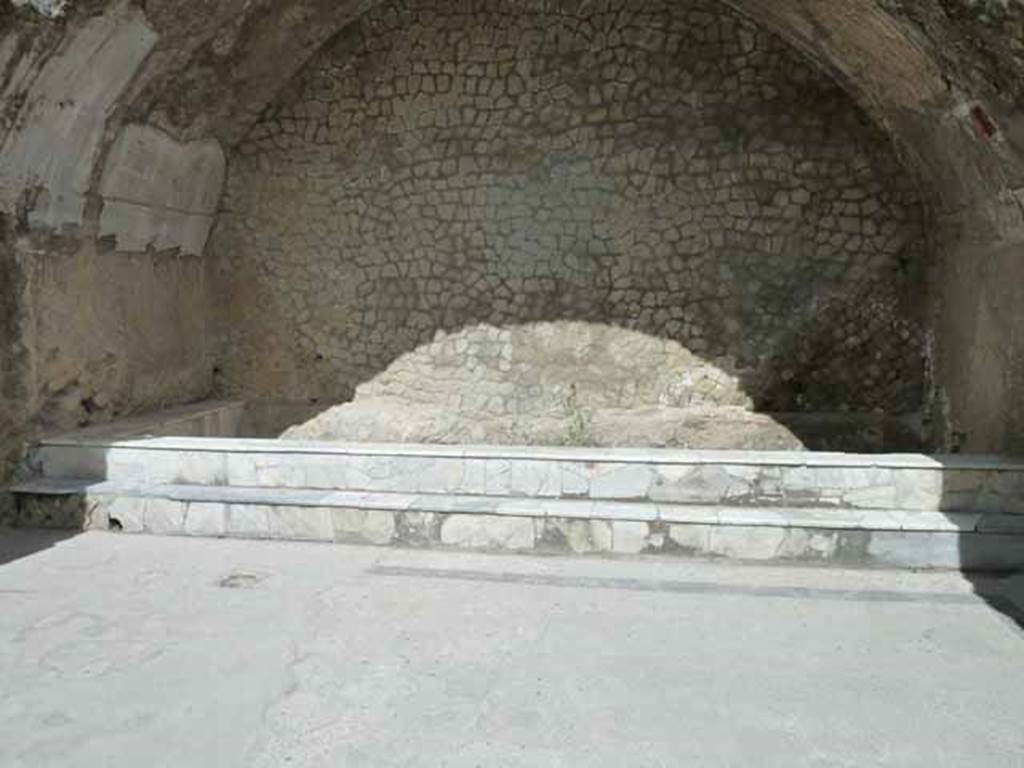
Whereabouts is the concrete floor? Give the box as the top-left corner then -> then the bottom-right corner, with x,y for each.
1,531 -> 1022,768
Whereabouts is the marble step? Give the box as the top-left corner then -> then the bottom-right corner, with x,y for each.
27,437 -> 1024,514
8,479 -> 1024,571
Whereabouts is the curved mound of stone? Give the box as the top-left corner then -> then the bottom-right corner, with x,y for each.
282,322 -> 806,448
282,400 -> 805,450
355,322 -> 750,411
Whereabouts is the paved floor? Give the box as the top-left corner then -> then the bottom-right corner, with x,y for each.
1,531 -> 1023,768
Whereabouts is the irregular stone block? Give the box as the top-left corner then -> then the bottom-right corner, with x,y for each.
346,456 -> 396,491
386,457 -> 438,493
842,478 -> 898,510
184,503 -> 227,536
103,449 -> 150,484
332,507 -> 396,545
267,506 -> 333,541
416,458 -> 477,494
978,471 -> 1024,515
590,464 -> 655,500
940,470 -> 991,513
866,531 -> 961,570
143,450 -> 228,485
707,526 -> 786,560
559,462 -> 590,497
395,511 -> 442,546
144,498 -> 186,534
226,505 -> 271,538
252,458 -> 308,489
774,529 -> 838,561
892,469 -> 943,511
482,459 -> 513,495
302,458 -> 349,489
612,520 -> 651,554
506,460 -> 562,497
777,466 -> 826,504
440,514 -> 534,550
649,464 -> 751,504
537,518 -> 613,554
667,523 -> 713,553
34,446 -> 107,482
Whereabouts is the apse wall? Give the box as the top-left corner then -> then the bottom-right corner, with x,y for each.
210,0 -> 928,418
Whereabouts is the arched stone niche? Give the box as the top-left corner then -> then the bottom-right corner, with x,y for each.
2,0 -> 1023,463
209,0 -> 928,446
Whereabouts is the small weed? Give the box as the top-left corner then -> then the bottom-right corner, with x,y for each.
560,384 -> 592,446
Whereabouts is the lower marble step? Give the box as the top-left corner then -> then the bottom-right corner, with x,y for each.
7,480 -> 1024,571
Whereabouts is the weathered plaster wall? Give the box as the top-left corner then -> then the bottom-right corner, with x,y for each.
0,223 -> 212,508
211,0 -> 928,422
737,0 -> 1024,453
918,4 -> 1024,456
0,211 -> 28,517
17,239 -> 211,423
0,1 -> 225,509
728,0 -> 1024,455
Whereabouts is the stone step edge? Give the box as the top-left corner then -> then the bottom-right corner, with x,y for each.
32,438 -> 1024,471
10,478 -> 1024,535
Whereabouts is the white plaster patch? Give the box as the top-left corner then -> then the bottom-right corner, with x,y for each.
0,3 -> 157,227
99,124 -> 226,255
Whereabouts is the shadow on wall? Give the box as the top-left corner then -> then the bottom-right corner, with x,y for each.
280,320 -> 922,452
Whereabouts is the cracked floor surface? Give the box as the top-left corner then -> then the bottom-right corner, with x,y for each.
1,530 -> 1022,767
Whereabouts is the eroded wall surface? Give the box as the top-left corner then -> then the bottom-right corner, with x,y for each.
211,0 -> 928,419
0,2 -> 224,507
728,0 -> 1024,455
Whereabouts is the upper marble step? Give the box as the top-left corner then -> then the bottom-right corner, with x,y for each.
34,434 -> 1024,469
26,438 -> 1024,514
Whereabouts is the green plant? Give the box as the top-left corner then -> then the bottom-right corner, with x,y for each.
560,383 -> 593,446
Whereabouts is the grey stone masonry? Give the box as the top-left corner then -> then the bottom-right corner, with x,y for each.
212,0 -> 927,419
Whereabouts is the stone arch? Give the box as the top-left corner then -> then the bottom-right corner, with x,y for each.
1,0 -> 1022,466
206,0 -> 929,440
